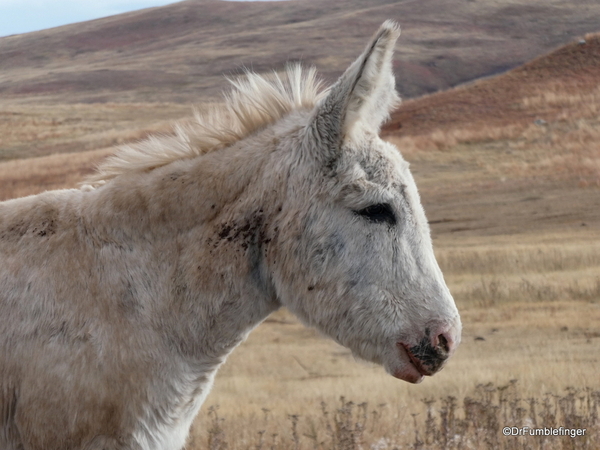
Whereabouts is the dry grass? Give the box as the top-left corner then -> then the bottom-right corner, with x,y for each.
0,102 -> 190,162
190,383 -> 600,449
437,239 -> 600,306
0,102 -> 203,200
388,81 -> 600,186
0,148 -> 111,200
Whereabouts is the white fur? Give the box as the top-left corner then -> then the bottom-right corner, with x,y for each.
0,22 -> 460,450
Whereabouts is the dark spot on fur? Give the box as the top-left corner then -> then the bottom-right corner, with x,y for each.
238,222 -> 252,235
307,285 -> 314,291
217,211 -> 266,246
218,223 -> 233,240
215,211 -> 273,292
36,219 -> 56,237
1,215 -> 57,241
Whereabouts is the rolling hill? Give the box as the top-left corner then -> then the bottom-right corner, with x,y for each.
384,30 -> 600,137
383,31 -> 600,237
1,0 -> 600,105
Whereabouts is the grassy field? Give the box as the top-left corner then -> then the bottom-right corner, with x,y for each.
184,230 -> 600,449
0,102 -> 190,163
1,28 -> 599,450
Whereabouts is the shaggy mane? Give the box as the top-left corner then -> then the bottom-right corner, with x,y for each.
87,65 -> 325,185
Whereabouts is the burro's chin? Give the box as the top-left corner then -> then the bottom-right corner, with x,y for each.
386,354 -> 426,384
384,315 -> 462,384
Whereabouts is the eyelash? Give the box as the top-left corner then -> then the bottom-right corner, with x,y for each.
354,203 -> 396,225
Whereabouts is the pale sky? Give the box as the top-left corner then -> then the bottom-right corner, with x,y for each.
0,0 -> 280,38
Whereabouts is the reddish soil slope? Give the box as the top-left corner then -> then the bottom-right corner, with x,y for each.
384,32 -> 600,137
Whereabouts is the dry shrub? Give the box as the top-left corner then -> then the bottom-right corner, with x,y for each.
195,382 -> 599,450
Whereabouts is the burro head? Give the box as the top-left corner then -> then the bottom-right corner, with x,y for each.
269,21 -> 461,383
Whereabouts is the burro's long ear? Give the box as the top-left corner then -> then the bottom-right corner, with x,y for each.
308,21 -> 401,153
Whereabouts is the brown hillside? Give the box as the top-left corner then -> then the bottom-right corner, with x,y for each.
384,31 -> 600,137
379,32 -> 600,239
3,0 -> 600,164
2,0 -> 600,105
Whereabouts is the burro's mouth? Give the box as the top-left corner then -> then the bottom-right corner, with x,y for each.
391,335 -> 455,384
391,344 -> 427,384
382,317 -> 461,384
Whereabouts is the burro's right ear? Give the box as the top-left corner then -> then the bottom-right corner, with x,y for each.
307,21 -> 401,158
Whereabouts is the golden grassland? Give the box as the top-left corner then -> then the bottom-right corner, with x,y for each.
0,101 -> 202,200
0,102 -> 191,163
186,231 -> 600,449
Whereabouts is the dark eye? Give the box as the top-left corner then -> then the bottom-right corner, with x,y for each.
354,203 -> 396,225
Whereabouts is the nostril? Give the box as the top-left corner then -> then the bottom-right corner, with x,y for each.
437,333 -> 450,354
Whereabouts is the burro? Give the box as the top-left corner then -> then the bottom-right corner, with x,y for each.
0,21 -> 460,450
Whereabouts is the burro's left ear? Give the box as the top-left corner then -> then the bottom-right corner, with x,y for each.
308,21 -> 401,151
